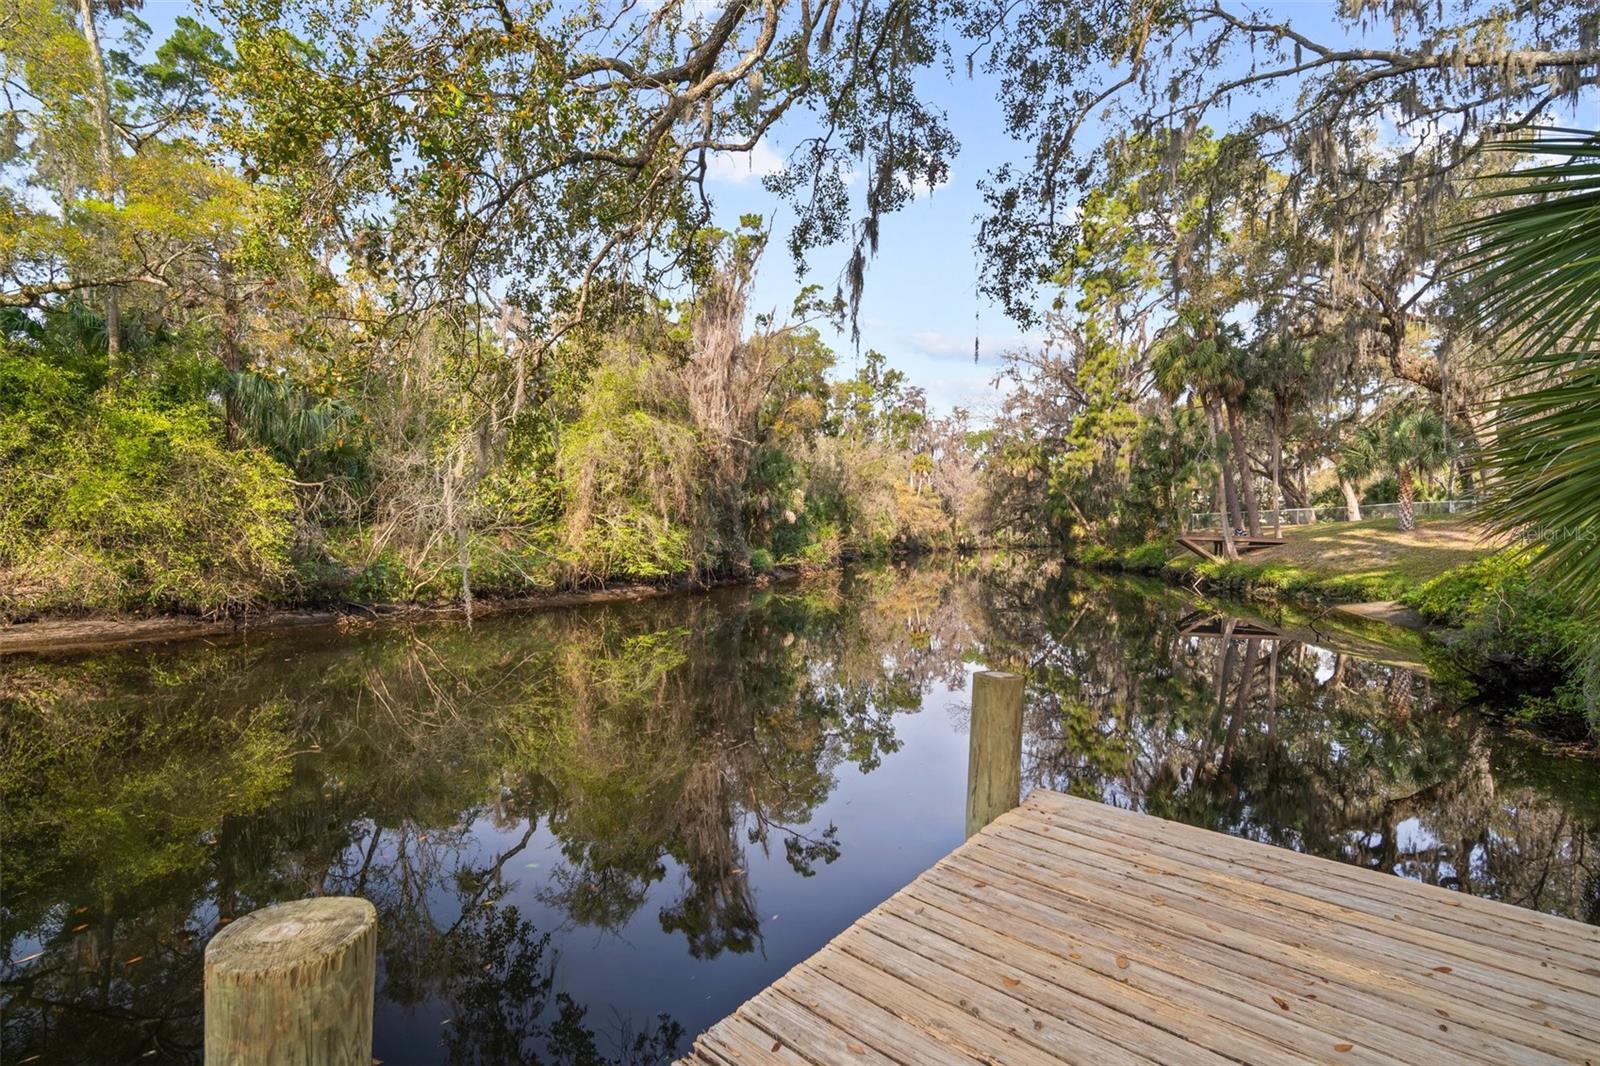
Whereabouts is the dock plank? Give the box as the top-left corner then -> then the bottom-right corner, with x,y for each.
681,790 -> 1600,1065
967,827 -> 1600,1026
944,840 -> 1596,1060
994,814 -> 1600,990
901,870 -> 1540,1066
1038,791 -> 1600,953
1017,802 -> 1599,969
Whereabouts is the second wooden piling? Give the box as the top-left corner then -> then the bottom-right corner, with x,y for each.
965,669 -> 1024,837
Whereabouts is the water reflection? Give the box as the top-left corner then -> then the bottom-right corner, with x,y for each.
3,559 -> 1597,1063
1013,581 -> 1600,922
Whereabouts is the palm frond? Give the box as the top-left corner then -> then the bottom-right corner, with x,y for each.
1452,129 -> 1600,613
227,370 -> 352,462
1454,130 -> 1600,365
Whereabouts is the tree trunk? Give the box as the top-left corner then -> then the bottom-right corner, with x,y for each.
1225,398 -> 1261,536
1207,404 -> 1238,560
445,455 -> 473,623
1224,463 -> 1242,532
1340,477 -> 1363,521
1280,467 -> 1307,510
1325,653 -> 1348,692
220,258 -> 244,446
1208,402 -> 1242,537
1397,463 -> 1416,532
77,0 -> 120,368
1385,669 -> 1415,720
1269,415 -> 1283,537
1219,637 -> 1260,773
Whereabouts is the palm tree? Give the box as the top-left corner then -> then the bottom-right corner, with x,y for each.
1255,335 -> 1319,535
1454,129 -> 1600,612
1343,408 -> 1455,533
1152,307 -> 1258,551
1335,437 -> 1373,523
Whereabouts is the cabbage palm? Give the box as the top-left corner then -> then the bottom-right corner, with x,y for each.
1344,408 -> 1455,533
226,370 -> 352,467
1455,130 -> 1600,610
1335,434 -> 1375,522
1152,307 -> 1257,546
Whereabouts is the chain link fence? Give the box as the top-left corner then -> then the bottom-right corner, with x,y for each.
1185,499 -> 1478,532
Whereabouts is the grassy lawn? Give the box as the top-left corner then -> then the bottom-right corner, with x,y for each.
1169,516 -> 1502,603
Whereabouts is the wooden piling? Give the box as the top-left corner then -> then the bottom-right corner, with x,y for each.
204,896 -> 377,1065
965,670 -> 1024,837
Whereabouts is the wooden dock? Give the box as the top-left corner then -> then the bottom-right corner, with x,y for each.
1177,533 -> 1285,561
683,790 -> 1600,1065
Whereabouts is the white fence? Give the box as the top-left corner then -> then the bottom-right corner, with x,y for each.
1185,499 -> 1478,532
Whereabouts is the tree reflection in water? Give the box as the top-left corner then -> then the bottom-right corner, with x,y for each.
3,558 -> 1598,1063
1008,577 -> 1600,924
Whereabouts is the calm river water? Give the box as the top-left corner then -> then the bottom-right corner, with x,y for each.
3,557 -> 1598,1063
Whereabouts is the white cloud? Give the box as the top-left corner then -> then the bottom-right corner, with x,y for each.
704,139 -> 784,185
902,171 -> 951,200
915,372 -> 1016,420
906,330 -> 1041,361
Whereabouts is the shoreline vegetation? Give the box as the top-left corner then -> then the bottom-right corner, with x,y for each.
1079,517 -> 1598,746
8,512 -> 1595,750
11,518 -> 1594,754
0,566 -> 811,656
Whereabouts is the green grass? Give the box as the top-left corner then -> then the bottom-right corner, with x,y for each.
1187,517 -> 1492,602
1093,517 -> 1497,605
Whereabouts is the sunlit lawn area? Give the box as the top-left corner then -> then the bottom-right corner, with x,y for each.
1176,516 -> 1503,602
1261,516 -> 1496,577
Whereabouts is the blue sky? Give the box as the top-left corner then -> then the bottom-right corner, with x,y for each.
702,58 -> 1043,419
703,73 -> 1035,419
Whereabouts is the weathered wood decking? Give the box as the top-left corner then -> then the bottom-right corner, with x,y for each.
684,790 -> 1600,1065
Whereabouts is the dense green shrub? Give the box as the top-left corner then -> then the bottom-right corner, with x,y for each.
1403,552 -> 1530,627
1076,543 -> 1115,567
1,395 -> 296,616
1120,540 -> 1174,572
1404,551 -> 1597,741
556,357 -> 707,582
2,340 -> 298,616
343,548 -> 413,604
559,511 -> 696,583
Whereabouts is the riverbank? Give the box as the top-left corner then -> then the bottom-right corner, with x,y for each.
0,569 -> 804,657
1084,517 -> 1598,744
0,539 -> 1024,657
